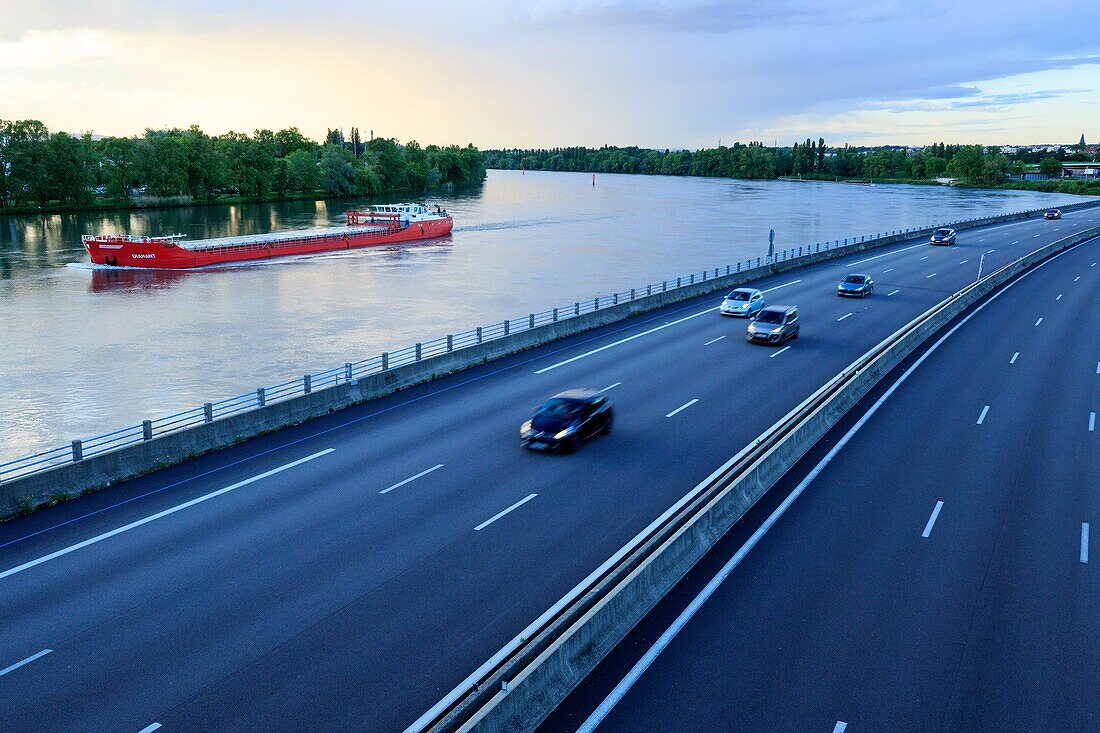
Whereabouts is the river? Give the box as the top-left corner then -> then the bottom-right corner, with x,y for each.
0,170 -> 1089,461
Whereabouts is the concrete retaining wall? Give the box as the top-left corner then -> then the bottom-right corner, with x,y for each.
447,225 -> 1100,732
3,200 -> 1098,519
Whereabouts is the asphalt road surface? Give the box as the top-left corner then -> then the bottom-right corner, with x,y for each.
2,208 -> 1098,732
541,222 -> 1099,732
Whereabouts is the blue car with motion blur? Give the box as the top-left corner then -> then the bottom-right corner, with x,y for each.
837,273 -> 873,298
520,389 -> 613,453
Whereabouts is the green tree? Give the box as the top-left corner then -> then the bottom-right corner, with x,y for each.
1038,157 -> 1063,176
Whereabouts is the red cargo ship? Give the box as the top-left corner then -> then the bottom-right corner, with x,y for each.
82,203 -> 453,269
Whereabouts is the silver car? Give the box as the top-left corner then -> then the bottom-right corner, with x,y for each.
747,305 -> 799,344
720,288 -> 764,317
837,273 -> 873,298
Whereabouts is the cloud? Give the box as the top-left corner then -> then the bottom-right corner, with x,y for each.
0,29 -> 119,69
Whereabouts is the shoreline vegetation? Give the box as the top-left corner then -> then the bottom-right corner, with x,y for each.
484,142 -> 1100,197
0,120 -> 486,216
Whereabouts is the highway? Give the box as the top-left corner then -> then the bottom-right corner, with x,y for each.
1,207 -> 1098,732
541,221 -> 1100,732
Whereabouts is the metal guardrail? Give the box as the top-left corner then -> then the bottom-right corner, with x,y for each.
405,223 -> 1100,733
0,205 -> 1087,484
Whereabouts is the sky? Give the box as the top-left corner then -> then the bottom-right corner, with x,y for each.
0,0 -> 1097,149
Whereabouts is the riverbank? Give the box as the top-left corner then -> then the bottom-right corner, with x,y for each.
778,172 -> 1100,196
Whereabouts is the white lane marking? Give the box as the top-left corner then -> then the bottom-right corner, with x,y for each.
0,649 -> 52,678
379,464 -> 444,495
769,345 -> 792,358
762,279 -> 803,294
1075,276 -> 1081,282
572,239 -> 1094,733
0,449 -> 335,581
1056,294 -> 1063,300
137,725 -> 162,733
887,289 -> 900,296
851,242 -> 926,265
989,248 -> 998,252
837,313 -> 853,322
1035,318 -> 1043,326
1093,262 -> 1097,267
959,259 -> 969,264
1096,361 -> 1100,375
833,722 -> 848,733
926,272 -> 937,278
703,335 -> 727,346
1034,234 -> 1041,238
666,399 -> 699,418
1082,523 -> 1090,564
474,493 -> 537,531
1090,412 -> 1096,432
922,501 -> 945,538
1010,352 -> 1019,364
600,382 -> 622,392
919,255 -> 929,260
534,306 -> 719,374
1011,241 -> 1019,245
977,405 -> 990,425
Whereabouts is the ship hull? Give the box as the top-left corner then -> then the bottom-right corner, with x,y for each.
84,216 -> 453,269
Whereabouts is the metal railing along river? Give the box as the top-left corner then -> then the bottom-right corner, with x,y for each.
0,209 -> 1077,484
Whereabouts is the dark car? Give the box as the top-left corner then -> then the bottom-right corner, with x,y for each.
747,305 -> 799,344
1045,209 -> 1062,220
838,273 -> 873,298
930,228 -> 957,245
520,389 -> 613,452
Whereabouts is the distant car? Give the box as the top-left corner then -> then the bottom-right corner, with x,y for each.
930,228 -> 957,245
720,287 -> 764,317
838,273 -> 873,298
747,305 -> 799,344
1045,209 -> 1062,220
520,389 -> 613,453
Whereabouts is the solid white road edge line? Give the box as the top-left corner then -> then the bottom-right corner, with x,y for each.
0,449 -> 335,582
851,242 -> 926,266
380,464 -> 445,495
1082,523 -> 1090,564
474,494 -> 537,531
0,649 -> 52,678
703,335 -> 727,346
666,399 -> 699,418
922,501 -> 945,538
769,346 -> 792,358
977,405 -> 990,425
573,239 -> 1089,733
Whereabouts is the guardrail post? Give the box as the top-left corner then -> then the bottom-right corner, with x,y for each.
529,313 -> 535,328
415,343 -> 422,361
203,403 -> 213,423
676,277 -> 681,288
303,374 -> 312,394
345,362 -> 353,380
726,265 -> 730,275
575,302 -> 580,315
382,352 -> 390,369
71,440 -> 83,462
552,307 -> 558,322
142,420 -> 152,441
503,320 -> 510,335
756,257 -> 761,267
447,334 -> 454,351
690,274 -> 695,284
257,387 -> 266,407
613,293 -> 618,304
647,284 -> 652,296
630,288 -> 635,301
594,297 -> 600,310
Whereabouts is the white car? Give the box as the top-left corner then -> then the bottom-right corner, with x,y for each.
720,288 -> 764,317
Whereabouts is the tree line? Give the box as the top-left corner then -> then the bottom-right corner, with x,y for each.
0,120 -> 486,211
484,141 -> 1099,192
